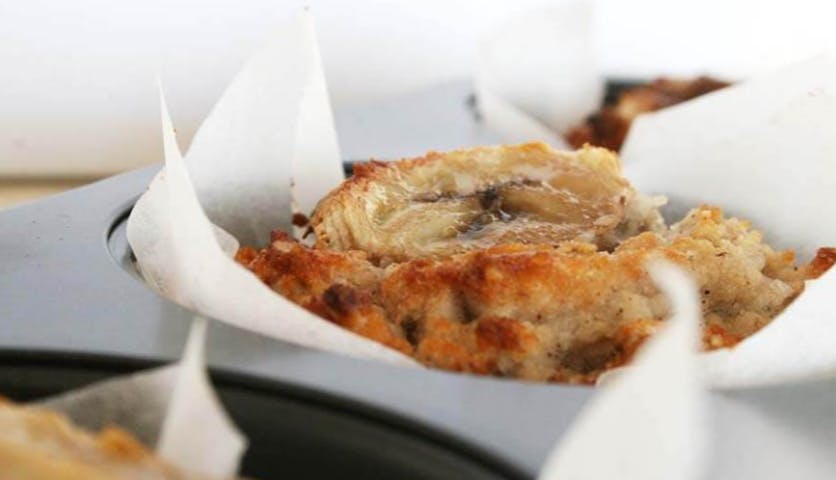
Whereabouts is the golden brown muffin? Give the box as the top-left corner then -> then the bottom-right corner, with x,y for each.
566,77 -> 729,151
0,399 -> 210,480
238,145 -> 833,384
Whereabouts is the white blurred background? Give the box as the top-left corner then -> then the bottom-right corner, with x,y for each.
2,0 -> 836,204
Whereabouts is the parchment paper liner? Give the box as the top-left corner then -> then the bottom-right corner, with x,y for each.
39,318 -> 245,478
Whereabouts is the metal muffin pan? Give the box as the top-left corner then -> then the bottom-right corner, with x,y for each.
5,80 -> 836,479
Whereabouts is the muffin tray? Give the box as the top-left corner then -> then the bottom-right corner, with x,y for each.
6,79 -> 836,479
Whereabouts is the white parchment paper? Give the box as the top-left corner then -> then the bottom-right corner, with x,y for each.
128,12 -> 417,367
156,319 -> 246,477
39,318 -> 245,477
623,55 -> 836,261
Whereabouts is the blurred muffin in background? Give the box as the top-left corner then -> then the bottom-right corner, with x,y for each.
566,77 -> 730,151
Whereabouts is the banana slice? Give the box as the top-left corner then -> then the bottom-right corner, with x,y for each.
311,142 -> 663,262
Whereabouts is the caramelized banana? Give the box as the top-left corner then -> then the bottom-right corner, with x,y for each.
311,143 -> 664,263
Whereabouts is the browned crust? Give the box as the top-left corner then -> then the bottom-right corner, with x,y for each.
806,247 -> 836,279
236,233 -> 412,355
238,206 -> 828,384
